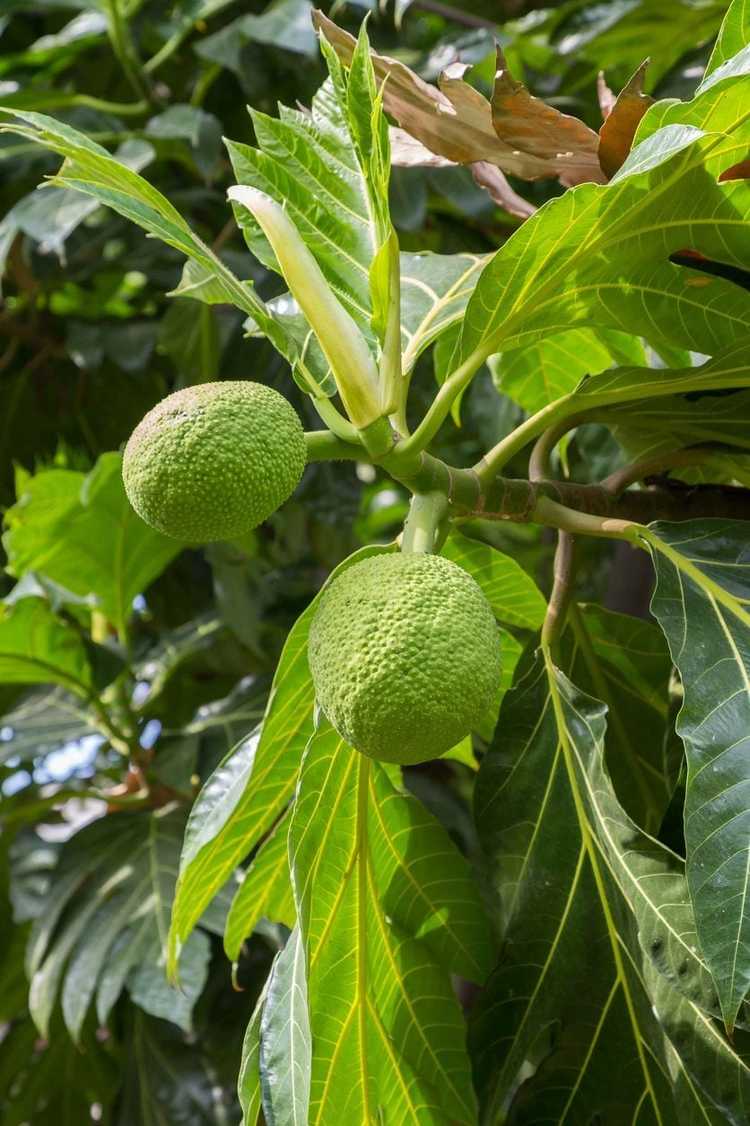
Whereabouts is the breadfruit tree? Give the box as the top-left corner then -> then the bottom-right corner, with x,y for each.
1,0 -> 750,1122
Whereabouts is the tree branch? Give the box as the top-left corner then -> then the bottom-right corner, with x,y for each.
480,477 -> 750,525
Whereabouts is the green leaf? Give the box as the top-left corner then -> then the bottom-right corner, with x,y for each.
3,453 -> 181,636
145,104 -> 222,179
643,519 -> 750,1029
0,1013 -> 118,1126
442,530 -> 546,631
168,544 -> 393,975
472,650 -> 750,1122
284,722 -> 492,1124
400,251 -> 486,375
118,1008 -> 234,1126
0,687 -> 95,764
247,249 -> 487,400
1,138 -> 153,273
456,73 -> 750,374
158,299 -> 221,385
705,0 -> 750,78
239,977 -> 269,1126
607,386 -> 750,461
223,808 -> 295,962
490,328 -> 646,413
0,597 -> 97,698
227,22 -> 394,376
572,337 -> 750,411
240,0 -> 317,56
26,808 -> 212,1040
0,109 -> 286,349
259,926 -> 311,1126
564,603 -> 675,834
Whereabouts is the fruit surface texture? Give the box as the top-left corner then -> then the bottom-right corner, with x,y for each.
123,381 -> 306,542
308,551 -> 501,764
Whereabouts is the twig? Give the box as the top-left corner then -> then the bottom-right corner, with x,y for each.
541,532 -> 576,650
602,447 -> 715,495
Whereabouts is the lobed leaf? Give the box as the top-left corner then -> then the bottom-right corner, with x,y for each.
644,519 -> 750,1029
25,808 -> 212,1040
168,545 -> 392,975
279,724 -> 493,1123
456,67 -> 750,377
472,649 -> 750,1122
3,453 -> 180,636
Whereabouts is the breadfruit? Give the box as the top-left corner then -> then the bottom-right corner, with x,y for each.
122,381 -> 306,542
308,551 -> 501,765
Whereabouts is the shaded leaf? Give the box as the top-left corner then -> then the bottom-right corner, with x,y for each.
0,686 -> 96,765
644,519 -> 750,1029
26,807 -> 212,1039
472,650 -> 750,1122
564,603 -> 675,833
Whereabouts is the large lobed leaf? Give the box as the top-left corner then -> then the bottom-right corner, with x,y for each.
168,545 -> 393,975
4,453 -> 180,636
23,808 -> 213,1041
643,519 -> 750,1030
455,62 -> 750,378
472,647 -> 750,1123
246,723 -> 493,1125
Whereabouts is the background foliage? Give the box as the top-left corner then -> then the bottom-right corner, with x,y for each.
0,1 -> 747,1123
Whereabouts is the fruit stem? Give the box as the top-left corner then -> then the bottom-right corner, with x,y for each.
401,490 -> 450,554
305,431 -> 365,462
378,229 -> 403,421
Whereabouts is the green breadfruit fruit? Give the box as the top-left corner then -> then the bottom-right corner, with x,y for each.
308,552 -> 501,765
122,381 -> 306,542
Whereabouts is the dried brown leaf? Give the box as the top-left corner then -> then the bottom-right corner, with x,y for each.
598,60 -> 654,179
491,48 -> 604,186
313,10 -> 605,187
470,162 -> 537,219
389,128 -> 536,220
389,127 -> 453,168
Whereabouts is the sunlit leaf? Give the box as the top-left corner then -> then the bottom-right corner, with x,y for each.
457,72 -> 750,374
280,722 -> 492,1124
442,530 -> 546,631
3,453 -> 180,636
168,545 -> 392,975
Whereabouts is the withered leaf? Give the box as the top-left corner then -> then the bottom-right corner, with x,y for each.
491,48 -> 604,186
313,10 -> 605,187
598,60 -> 654,178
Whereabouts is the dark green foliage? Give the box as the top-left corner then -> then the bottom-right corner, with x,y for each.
1,2 -> 749,1123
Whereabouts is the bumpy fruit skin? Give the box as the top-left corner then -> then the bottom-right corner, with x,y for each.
122,381 -> 306,542
308,552 -> 501,765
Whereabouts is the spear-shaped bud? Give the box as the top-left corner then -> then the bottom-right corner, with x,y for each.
228,186 -> 383,430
